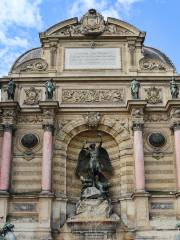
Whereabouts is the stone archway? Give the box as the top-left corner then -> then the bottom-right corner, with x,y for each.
53,116 -> 133,197
66,129 -> 120,200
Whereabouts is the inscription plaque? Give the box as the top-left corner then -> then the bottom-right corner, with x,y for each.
65,48 -> 121,69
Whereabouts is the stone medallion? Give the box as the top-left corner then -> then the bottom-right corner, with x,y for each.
148,132 -> 166,148
21,133 -> 39,149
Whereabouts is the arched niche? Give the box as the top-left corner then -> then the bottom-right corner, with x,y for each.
66,130 -> 121,201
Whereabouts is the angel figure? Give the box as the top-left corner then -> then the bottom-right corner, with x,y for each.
75,135 -> 113,198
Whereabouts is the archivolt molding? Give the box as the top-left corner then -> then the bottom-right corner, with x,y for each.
55,116 -> 132,152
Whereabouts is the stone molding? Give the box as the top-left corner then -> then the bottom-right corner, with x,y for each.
0,102 -> 20,128
166,100 -> 180,131
39,101 -> 59,127
127,100 -> 147,131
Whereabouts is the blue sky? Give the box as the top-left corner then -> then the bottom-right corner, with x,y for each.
0,0 -> 180,76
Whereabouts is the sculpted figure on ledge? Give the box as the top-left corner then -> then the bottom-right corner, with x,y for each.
131,79 -> 140,99
75,134 -> 113,199
45,78 -> 55,100
170,77 -> 179,99
7,79 -> 16,100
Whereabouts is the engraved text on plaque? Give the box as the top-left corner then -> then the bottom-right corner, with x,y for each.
65,48 -> 121,69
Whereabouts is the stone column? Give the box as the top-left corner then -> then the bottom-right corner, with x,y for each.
127,101 -> 150,229
133,123 -> 145,192
174,124 -> 180,190
168,106 -> 180,219
169,107 -> 180,191
38,101 -> 59,239
41,124 -> 54,193
39,101 -> 59,194
0,125 -> 13,191
0,102 -> 19,225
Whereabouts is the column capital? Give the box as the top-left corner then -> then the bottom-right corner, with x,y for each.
42,124 -> 54,132
132,123 -> 144,131
127,100 -> 146,131
168,106 -> 180,132
3,124 -> 14,132
0,102 -> 20,127
127,100 -> 147,111
39,101 -> 59,127
0,125 -> 4,136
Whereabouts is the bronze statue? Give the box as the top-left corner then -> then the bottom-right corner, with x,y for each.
131,79 -> 140,99
45,79 -> 55,100
75,135 -> 113,198
170,77 -> 179,99
0,223 -> 15,240
176,223 -> 180,240
7,79 -> 16,100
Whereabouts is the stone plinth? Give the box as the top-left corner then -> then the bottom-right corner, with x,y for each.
66,196 -> 120,240
67,220 -> 118,240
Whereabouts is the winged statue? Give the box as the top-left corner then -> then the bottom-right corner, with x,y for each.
75,134 -> 113,198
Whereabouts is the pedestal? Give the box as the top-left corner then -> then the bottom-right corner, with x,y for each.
133,193 -> 150,230
0,194 -> 9,225
38,194 -> 53,240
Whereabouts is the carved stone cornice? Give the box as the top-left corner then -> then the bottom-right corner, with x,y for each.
166,100 -> 180,131
39,101 -> 59,127
127,100 -> 147,131
0,102 -> 20,127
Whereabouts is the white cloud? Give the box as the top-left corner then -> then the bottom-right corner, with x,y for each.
0,0 -> 43,76
0,0 -> 43,30
69,0 -> 143,19
0,31 -> 29,48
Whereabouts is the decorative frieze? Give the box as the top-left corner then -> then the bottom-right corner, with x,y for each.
18,114 -> 43,124
62,89 -> 124,104
144,113 -> 168,122
145,87 -> 162,104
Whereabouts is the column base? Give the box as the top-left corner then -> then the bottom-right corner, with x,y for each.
0,193 -> 9,225
39,191 -> 54,197
0,190 -> 9,196
132,191 -> 151,230
176,191 -> 180,219
38,196 -> 52,229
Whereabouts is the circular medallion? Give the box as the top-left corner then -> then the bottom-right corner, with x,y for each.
148,132 -> 166,148
21,134 -> 38,149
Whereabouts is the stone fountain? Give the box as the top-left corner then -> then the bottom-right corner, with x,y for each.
66,137 -> 120,240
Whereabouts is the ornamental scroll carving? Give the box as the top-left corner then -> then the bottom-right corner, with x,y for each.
84,112 -> 101,128
15,58 -> 48,72
62,89 -> 124,104
59,24 -> 134,37
53,9 -> 134,37
18,115 -> 43,124
139,57 -> 167,71
144,113 -> 168,122
145,87 -> 162,104
24,87 -> 41,105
